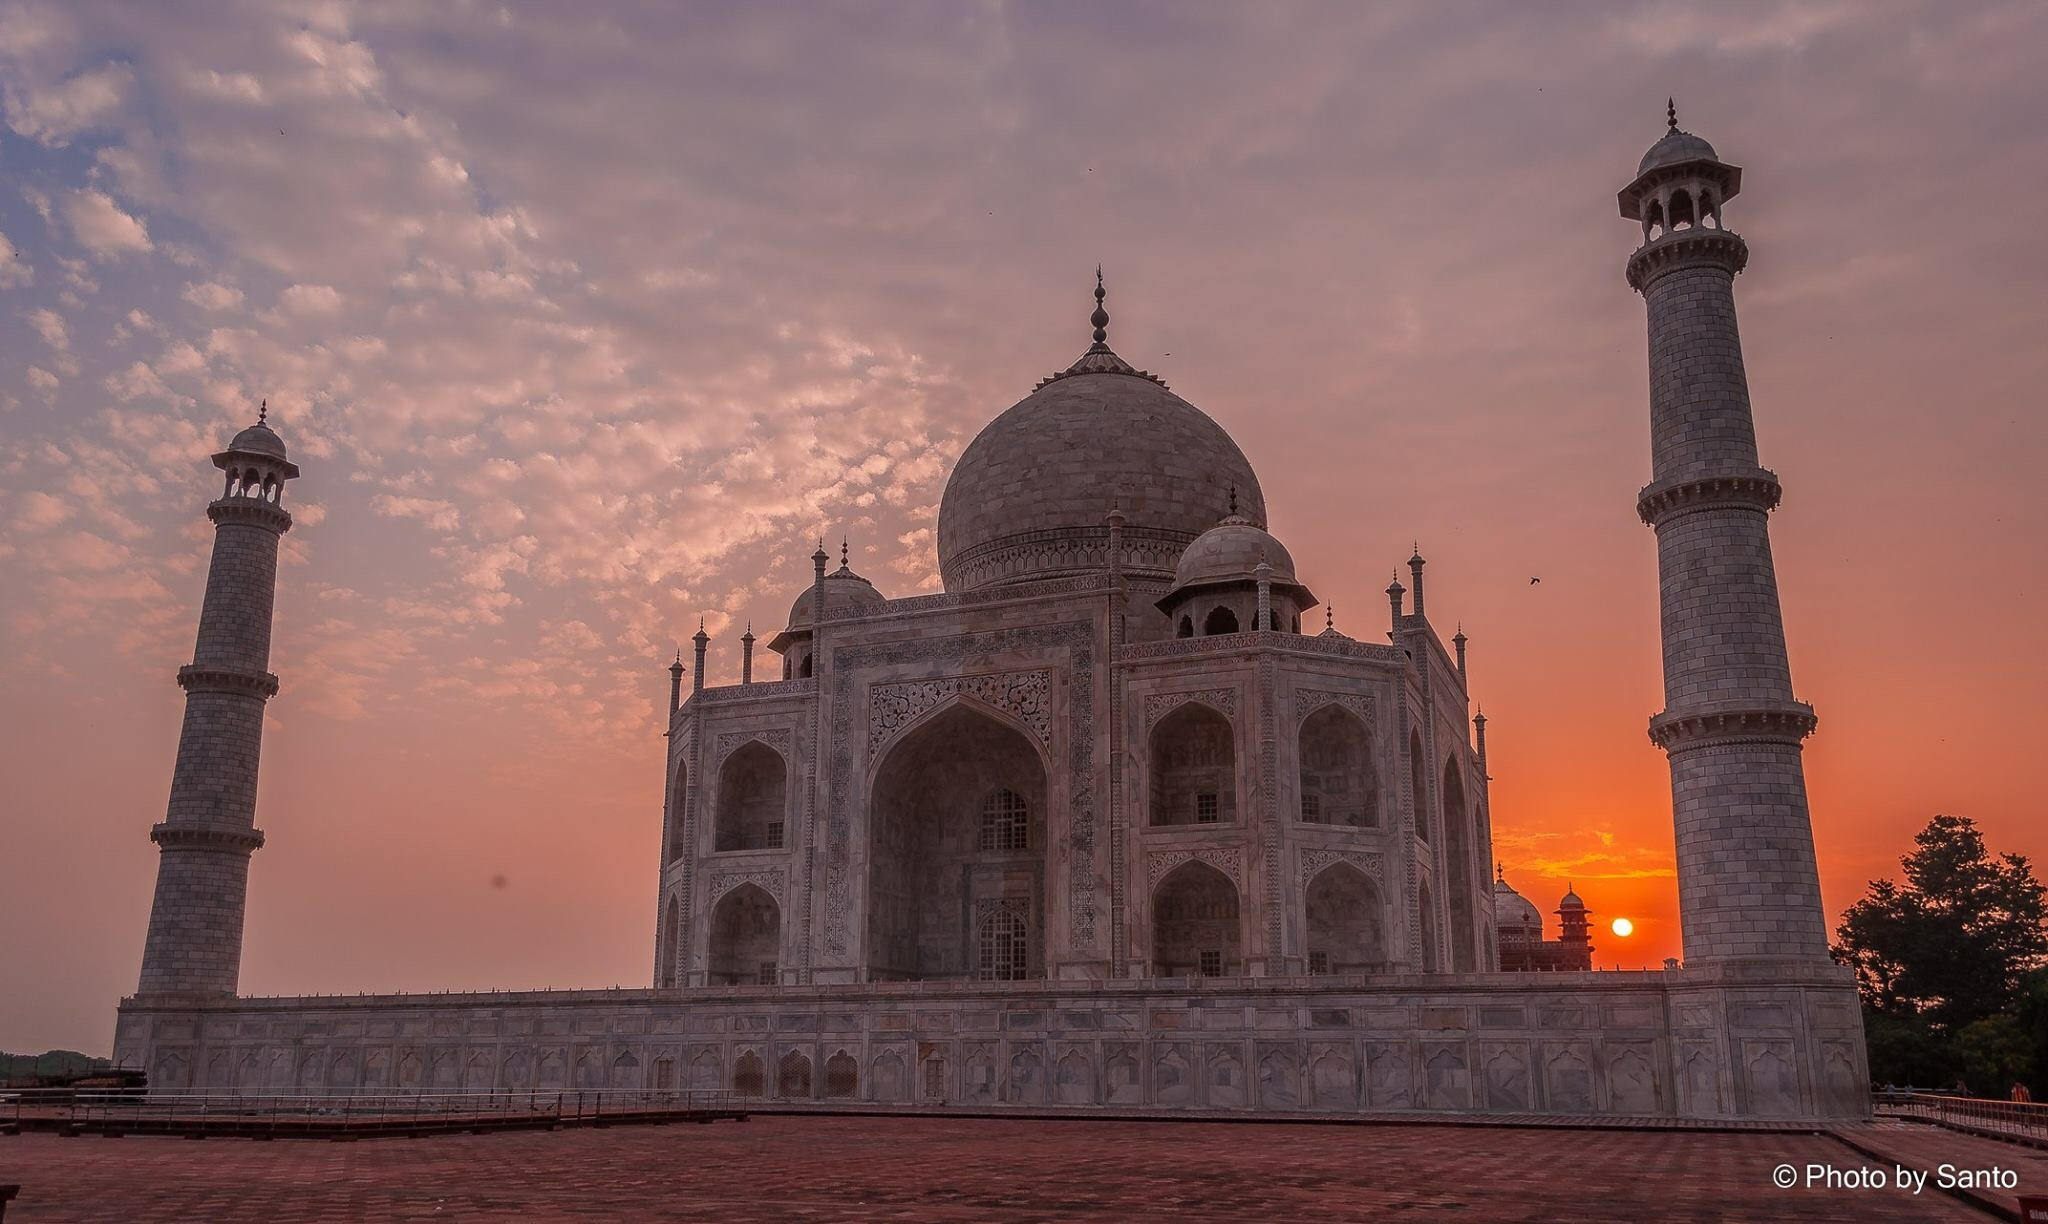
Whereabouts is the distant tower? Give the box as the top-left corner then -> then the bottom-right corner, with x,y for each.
1620,106 -> 1829,965
136,408 -> 299,996
1556,886 -> 1593,970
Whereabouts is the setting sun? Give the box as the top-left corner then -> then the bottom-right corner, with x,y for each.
1611,917 -> 1635,938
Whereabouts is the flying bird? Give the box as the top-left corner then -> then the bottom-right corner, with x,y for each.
1529,577 -> 1541,585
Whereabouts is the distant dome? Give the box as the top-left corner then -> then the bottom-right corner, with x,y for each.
226,421 -> 288,460
1494,875 -> 1543,936
937,342 -> 1265,593
1638,128 -> 1718,176
1559,886 -> 1586,910
1165,515 -> 1297,598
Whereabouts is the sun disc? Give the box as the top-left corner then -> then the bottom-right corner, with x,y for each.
1610,917 -> 1634,937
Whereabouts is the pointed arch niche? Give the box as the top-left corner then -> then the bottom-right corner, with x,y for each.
1441,759 -> 1477,973
708,883 -> 781,985
866,701 -> 1047,981
1149,703 -> 1237,827
1298,705 -> 1377,827
1304,863 -> 1385,975
715,742 -> 788,851
1151,860 -> 1242,977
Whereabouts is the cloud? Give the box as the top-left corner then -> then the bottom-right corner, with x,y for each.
3,61 -> 132,144
59,188 -> 151,256
278,283 -> 342,315
25,366 -> 57,392
0,230 -> 29,287
25,307 -> 67,351
180,280 -> 243,311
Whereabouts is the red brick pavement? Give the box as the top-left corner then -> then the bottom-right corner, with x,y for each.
0,1116 -> 2005,1222
1832,1117 -> 2048,1218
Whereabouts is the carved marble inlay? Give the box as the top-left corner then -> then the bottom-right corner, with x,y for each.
1142,687 -> 1236,728
868,670 -> 1053,755
708,870 -> 785,904
1146,847 -> 1245,889
1298,848 -> 1386,887
713,727 -> 794,767
1293,689 -> 1377,727
825,622 -> 1096,961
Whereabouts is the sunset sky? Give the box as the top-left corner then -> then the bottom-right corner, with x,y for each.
3,1 -> 2044,1057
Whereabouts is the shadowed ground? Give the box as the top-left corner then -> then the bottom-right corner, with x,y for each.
0,1115 -> 2032,1220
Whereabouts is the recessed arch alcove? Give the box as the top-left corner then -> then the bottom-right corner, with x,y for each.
1298,705 -> 1377,827
1441,759 -> 1476,973
1151,860 -> 1242,977
715,742 -> 787,851
707,883 -> 780,985
865,700 -> 1047,981
1304,863 -> 1384,975
1149,703 -> 1236,827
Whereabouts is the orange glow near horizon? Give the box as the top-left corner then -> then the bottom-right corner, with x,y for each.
3,6 -> 2045,1056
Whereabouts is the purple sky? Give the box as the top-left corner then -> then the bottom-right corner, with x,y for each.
3,1 -> 2044,1055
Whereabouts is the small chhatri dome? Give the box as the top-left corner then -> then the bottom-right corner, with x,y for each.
226,400 -> 289,460
937,272 -> 1265,592
1166,511 -> 1295,592
1636,101 -> 1717,176
776,558 -> 885,640
1559,884 -> 1586,910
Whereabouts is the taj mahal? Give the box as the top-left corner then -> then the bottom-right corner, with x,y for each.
115,111 -> 1870,1120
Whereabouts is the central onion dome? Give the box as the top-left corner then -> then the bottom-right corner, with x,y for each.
937,273 -> 1265,592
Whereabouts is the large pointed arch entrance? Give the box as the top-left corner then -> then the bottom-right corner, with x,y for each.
866,701 -> 1048,981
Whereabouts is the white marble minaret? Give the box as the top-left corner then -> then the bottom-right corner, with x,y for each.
136,407 -> 299,996
1620,106 -> 1829,967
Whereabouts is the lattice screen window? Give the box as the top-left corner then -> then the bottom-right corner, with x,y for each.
977,907 -> 1030,980
1308,951 -> 1330,976
923,1057 -> 947,1100
1198,948 -> 1223,977
1196,792 -> 1220,823
756,961 -> 777,986
978,789 -> 1029,851
1301,793 -> 1323,823
765,822 -> 784,848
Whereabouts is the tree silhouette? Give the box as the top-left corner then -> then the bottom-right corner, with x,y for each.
1833,814 -> 2046,1092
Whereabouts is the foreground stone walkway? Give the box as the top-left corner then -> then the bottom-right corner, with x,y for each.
0,1115 -> 2011,1221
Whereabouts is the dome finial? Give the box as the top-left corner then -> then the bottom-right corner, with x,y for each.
1325,605 -> 1334,631
1667,97 -> 1678,131
1090,265 -> 1109,347
841,536 -> 849,568
1228,484 -> 1238,516
258,398 -> 268,426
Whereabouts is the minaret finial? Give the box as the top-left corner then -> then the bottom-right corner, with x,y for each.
1667,97 -> 1678,131
1325,606 -> 1334,631
841,537 -> 849,568
1090,265 -> 1109,346
258,398 -> 268,426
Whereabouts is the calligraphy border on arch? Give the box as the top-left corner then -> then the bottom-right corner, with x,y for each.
821,621 -> 1096,964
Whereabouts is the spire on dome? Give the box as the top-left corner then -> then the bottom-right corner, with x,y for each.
1667,97 -> 1678,131
258,398 -> 268,426
1090,265 -> 1109,348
